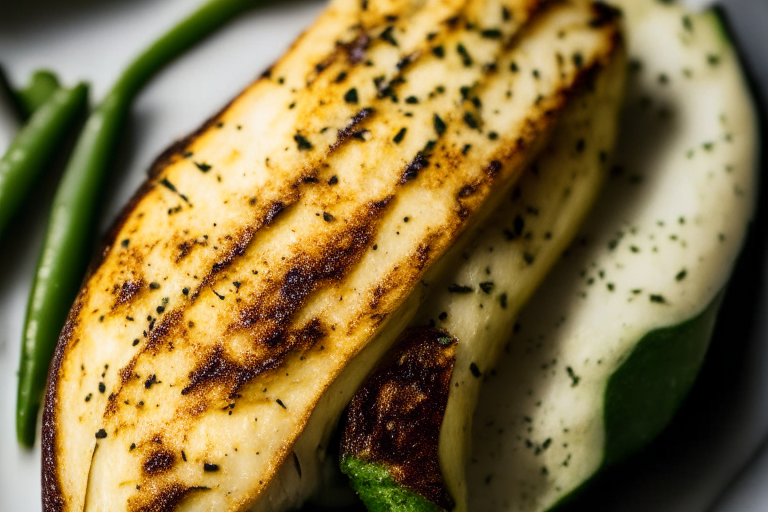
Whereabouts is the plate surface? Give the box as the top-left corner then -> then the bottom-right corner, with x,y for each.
0,1 -> 765,511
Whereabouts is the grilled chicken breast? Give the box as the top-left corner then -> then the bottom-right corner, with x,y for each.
42,1 -> 623,511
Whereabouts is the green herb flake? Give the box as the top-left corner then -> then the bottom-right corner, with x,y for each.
448,284 -> 473,294
463,112 -> 479,129
566,367 -> 580,387
433,113 -> 447,136
481,28 -> 503,39
470,362 -> 482,378
393,127 -> 407,144
294,134 -> 313,151
480,282 -> 495,294
344,88 -> 359,104
676,269 -> 687,281
650,294 -> 666,304
457,43 -> 473,67
380,26 -> 398,46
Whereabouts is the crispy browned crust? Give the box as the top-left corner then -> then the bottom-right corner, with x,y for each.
41,1 -> 623,510
340,327 -> 459,510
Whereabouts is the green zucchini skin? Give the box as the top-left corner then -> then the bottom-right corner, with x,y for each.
602,292 -> 723,468
468,1 -> 759,511
341,458 -> 444,512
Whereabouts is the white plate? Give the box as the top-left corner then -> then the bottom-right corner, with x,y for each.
0,1 -> 765,511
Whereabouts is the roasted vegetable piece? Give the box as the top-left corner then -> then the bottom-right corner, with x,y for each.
0,83 -> 88,240
341,328 -> 460,512
338,37 -> 626,511
468,1 -> 758,511
42,0 -> 624,511
18,0 -> 280,448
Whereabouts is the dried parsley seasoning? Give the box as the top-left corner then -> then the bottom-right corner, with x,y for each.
456,43 -> 473,67
479,282 -> 495,294
195,162 -> 212,173
95,429 -> 108,439
676,269 -> 687,281
463,112 -> 479,129
469,362 -> 482,378
433,113 -> 447,136
649,294 -> 666,304
98,382 -> 106,393
405,95 -> 419,104
380,26 -> 398,46
481,28 -> 503,39
203,463 -> 220,472
432,45 -> 445,58
159,177 -> 190,204
328,175 -> 339,185
344,88 -> 359,104
393,127 -> 407,144
293,134 -> 313,151
322,212 -> 335,222
448,284 -> 473,294
566,367 -> 580,387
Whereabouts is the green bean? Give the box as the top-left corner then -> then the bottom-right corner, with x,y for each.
17,0 -> 283,447
17,70 -> 62,119
0,67 -> 61,121
0,83 -> 89,239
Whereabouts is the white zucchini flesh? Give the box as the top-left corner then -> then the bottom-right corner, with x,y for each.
335,40 -> 626,512
422,44 -> 626,511
467,1 -> 758,511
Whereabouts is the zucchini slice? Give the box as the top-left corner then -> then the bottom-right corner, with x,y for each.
468,1 -> 758,511
41,1 -> 624,511
338,32 -> 626,510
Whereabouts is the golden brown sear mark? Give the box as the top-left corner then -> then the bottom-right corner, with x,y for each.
112,279 -> 146,309
340,327 -> 459,511
129,483 -> 207,512
143,449 -> 176,476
